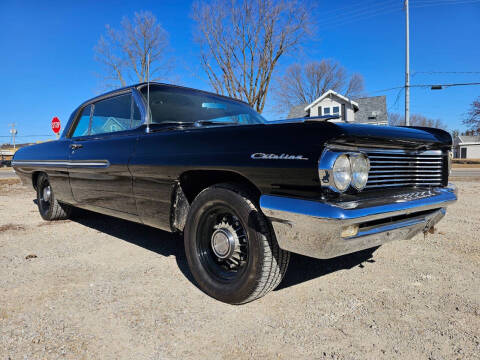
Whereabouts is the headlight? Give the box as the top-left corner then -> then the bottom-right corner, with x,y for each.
332,154 -> 352,192
350,154 -> 370,190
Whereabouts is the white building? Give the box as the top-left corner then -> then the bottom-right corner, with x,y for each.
304,90 -> 358,121
288,89 -> 388,125
453,135 -> 480,159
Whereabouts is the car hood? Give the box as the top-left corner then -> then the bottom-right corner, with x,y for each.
331,123 -> 452,148
265,120 -> 452,149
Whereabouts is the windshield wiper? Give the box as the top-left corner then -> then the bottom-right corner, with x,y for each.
149,120 -> 238,130
155,121 -> 194,126
194,120 -> 239,127
303,115 -> 340,122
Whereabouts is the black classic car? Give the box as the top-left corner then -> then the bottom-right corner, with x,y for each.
13,83 -> 457,304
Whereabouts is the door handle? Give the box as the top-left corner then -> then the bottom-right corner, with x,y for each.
70,143 -> 83,150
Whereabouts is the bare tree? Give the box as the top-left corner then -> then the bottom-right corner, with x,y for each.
273,60 -> 365,114
388,112 -> 403,126
191,0 -> 314,113
388,112 -> 448,130
95,11 -> 173,89
463,96 -> 480,134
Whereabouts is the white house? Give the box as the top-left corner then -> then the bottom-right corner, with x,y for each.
453,135 -> 480,159
304,90 -> 358,121
288,89 -> 388,125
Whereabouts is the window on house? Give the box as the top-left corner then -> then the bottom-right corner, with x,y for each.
323,107 -> 330,115
332,106 -> 340,114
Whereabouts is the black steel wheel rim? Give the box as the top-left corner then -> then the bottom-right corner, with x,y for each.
38,179 -> 51,214
196,204 -> 249,282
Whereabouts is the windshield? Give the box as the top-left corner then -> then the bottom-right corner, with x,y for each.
140,85 -> 266,125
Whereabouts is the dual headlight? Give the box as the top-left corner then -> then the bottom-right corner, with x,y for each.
320,151 -> 370,192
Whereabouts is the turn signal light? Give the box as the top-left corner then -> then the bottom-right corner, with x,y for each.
341,225 -> 359,238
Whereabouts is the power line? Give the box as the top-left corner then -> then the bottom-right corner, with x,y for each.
316,2 -> 401,28
387,87 -> 404,114
412,0 -> 480,8
414,0 -> 480,3
417,82 -> 480,87
370,85 -> 405,94
412,71 -> 480,76
317,1 -> 397,17
371,82 -> 480,94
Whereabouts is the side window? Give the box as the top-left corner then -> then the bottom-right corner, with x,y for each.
90,94 -> 132,136
72,105 -> 92,138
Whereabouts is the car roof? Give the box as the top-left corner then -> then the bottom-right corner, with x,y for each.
79,82 -> 249,108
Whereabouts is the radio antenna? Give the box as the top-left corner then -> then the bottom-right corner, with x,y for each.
146,52 -> 151,133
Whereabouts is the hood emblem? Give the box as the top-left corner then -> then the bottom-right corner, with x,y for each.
251,153 -> 309,160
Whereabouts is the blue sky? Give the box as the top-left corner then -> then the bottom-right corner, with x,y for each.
1,0 -> 479,143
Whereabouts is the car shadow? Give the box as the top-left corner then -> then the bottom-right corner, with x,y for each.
274,248 -> 378,291
69,208 -> 195,284
66,208 -> 378,292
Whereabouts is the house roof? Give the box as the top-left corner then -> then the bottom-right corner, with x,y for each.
304,89 -> 359,112
354,96 -> 387,124
287,104 -> 308,119
457,135 -> 480,144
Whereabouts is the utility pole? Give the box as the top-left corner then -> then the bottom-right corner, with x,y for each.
404,0 -> 410,126
9,123 -> 17,149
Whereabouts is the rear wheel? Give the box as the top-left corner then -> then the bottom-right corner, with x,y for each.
36,173 -> 71,221
184,184 -> 290,304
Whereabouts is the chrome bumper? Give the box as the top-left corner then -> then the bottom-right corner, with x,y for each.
260,185 -> 457,259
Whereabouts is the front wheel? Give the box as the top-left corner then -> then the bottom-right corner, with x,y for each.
184,184 -> 290,304
36,173 -> 71,221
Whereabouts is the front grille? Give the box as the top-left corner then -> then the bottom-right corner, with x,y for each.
364,148 -> 445,189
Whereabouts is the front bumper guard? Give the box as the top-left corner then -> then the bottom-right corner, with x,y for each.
260,185 -> 457,259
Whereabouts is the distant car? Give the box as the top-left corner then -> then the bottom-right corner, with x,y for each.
13,83 -> 457,304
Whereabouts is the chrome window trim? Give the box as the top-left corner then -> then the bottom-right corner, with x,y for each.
67,89 -> 146,139
132,88 -> 148,124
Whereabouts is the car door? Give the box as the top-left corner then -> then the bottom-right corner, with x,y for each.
68,91 -> 143,215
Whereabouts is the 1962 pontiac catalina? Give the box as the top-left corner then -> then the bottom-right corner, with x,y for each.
13,83 -> 457,304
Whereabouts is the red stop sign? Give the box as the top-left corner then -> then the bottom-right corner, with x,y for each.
51,117 -> 61,134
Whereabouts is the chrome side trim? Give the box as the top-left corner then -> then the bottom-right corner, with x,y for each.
11,160 -> 110,168
260,185 -> 457,259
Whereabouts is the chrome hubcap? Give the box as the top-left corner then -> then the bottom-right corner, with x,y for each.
42,186 -> 51,202
211,227 -> 237,259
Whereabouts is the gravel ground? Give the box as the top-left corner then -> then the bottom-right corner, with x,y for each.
1,182 -> 479,360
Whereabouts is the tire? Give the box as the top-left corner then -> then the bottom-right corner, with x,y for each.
184,183 -> 290,304
36,173 -> 71,221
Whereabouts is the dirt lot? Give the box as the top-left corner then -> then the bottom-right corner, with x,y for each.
1,182 -> 479,360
